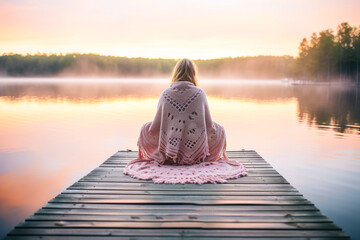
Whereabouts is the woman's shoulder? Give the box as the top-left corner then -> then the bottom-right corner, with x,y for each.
164,82 -> 207,95
168,81 -> 204,91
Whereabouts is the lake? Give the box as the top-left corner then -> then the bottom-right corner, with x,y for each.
0,78 -> 359,239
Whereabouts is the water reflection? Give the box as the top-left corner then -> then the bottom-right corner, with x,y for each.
0,78 -> 359,238
0,78 -> 359,133
0,79 -> 167,103
294,86 -> 360,134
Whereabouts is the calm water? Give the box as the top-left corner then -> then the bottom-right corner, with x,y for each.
0,78 -> 359,239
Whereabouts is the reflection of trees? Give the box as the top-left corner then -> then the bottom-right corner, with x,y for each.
203,83 -> 293,102
0,81 -> 294,103
294,86 -> 360,133
0,81 -> 359,134
0,81 -> 168,102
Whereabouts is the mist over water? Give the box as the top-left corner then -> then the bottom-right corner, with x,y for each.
0,78 -> 359,238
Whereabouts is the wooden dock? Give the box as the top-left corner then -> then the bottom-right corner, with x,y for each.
5,150 -> 350,239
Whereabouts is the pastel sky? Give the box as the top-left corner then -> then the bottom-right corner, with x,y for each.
0,0 -> 359,59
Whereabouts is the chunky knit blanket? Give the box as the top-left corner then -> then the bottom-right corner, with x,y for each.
123,81 -> 248,184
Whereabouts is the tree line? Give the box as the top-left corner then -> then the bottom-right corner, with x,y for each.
0,53 -> 294,79
0,22 -> 359,83
295,22 -> 360,83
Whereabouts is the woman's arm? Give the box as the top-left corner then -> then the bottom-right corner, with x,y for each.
202,90 -> 215,132
148,90 -> 165,135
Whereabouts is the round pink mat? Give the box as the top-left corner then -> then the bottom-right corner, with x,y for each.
123,160 -> 248,184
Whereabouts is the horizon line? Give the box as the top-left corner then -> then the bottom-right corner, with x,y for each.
0,52 -> 297,60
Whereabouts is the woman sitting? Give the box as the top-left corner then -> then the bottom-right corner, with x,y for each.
124,58 -> 247,184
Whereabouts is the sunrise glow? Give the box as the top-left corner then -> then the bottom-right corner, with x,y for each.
1,0 -> 360,59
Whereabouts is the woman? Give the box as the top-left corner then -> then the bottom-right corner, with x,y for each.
123,58 -> 248,184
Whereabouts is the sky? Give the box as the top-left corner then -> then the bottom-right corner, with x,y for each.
0,0 -> 359,59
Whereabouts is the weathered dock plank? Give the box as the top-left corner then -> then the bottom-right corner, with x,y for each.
4,150 -> 350,239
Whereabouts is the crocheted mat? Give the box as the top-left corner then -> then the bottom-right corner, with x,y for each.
123,160 -> 248,184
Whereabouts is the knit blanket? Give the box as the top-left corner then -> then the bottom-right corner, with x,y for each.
123,81 -> 248,184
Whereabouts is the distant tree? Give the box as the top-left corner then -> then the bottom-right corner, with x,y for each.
297,38 -> 310,80
351,26 -> 360,85
317,30 -> 336,81
336,22 -> 353,81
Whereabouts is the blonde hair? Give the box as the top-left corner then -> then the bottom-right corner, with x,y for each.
171,58 -> 198,86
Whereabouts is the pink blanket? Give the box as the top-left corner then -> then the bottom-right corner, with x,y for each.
123,81 -> 248,184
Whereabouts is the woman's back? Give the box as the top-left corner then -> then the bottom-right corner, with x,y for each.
142,80 -> 223,165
